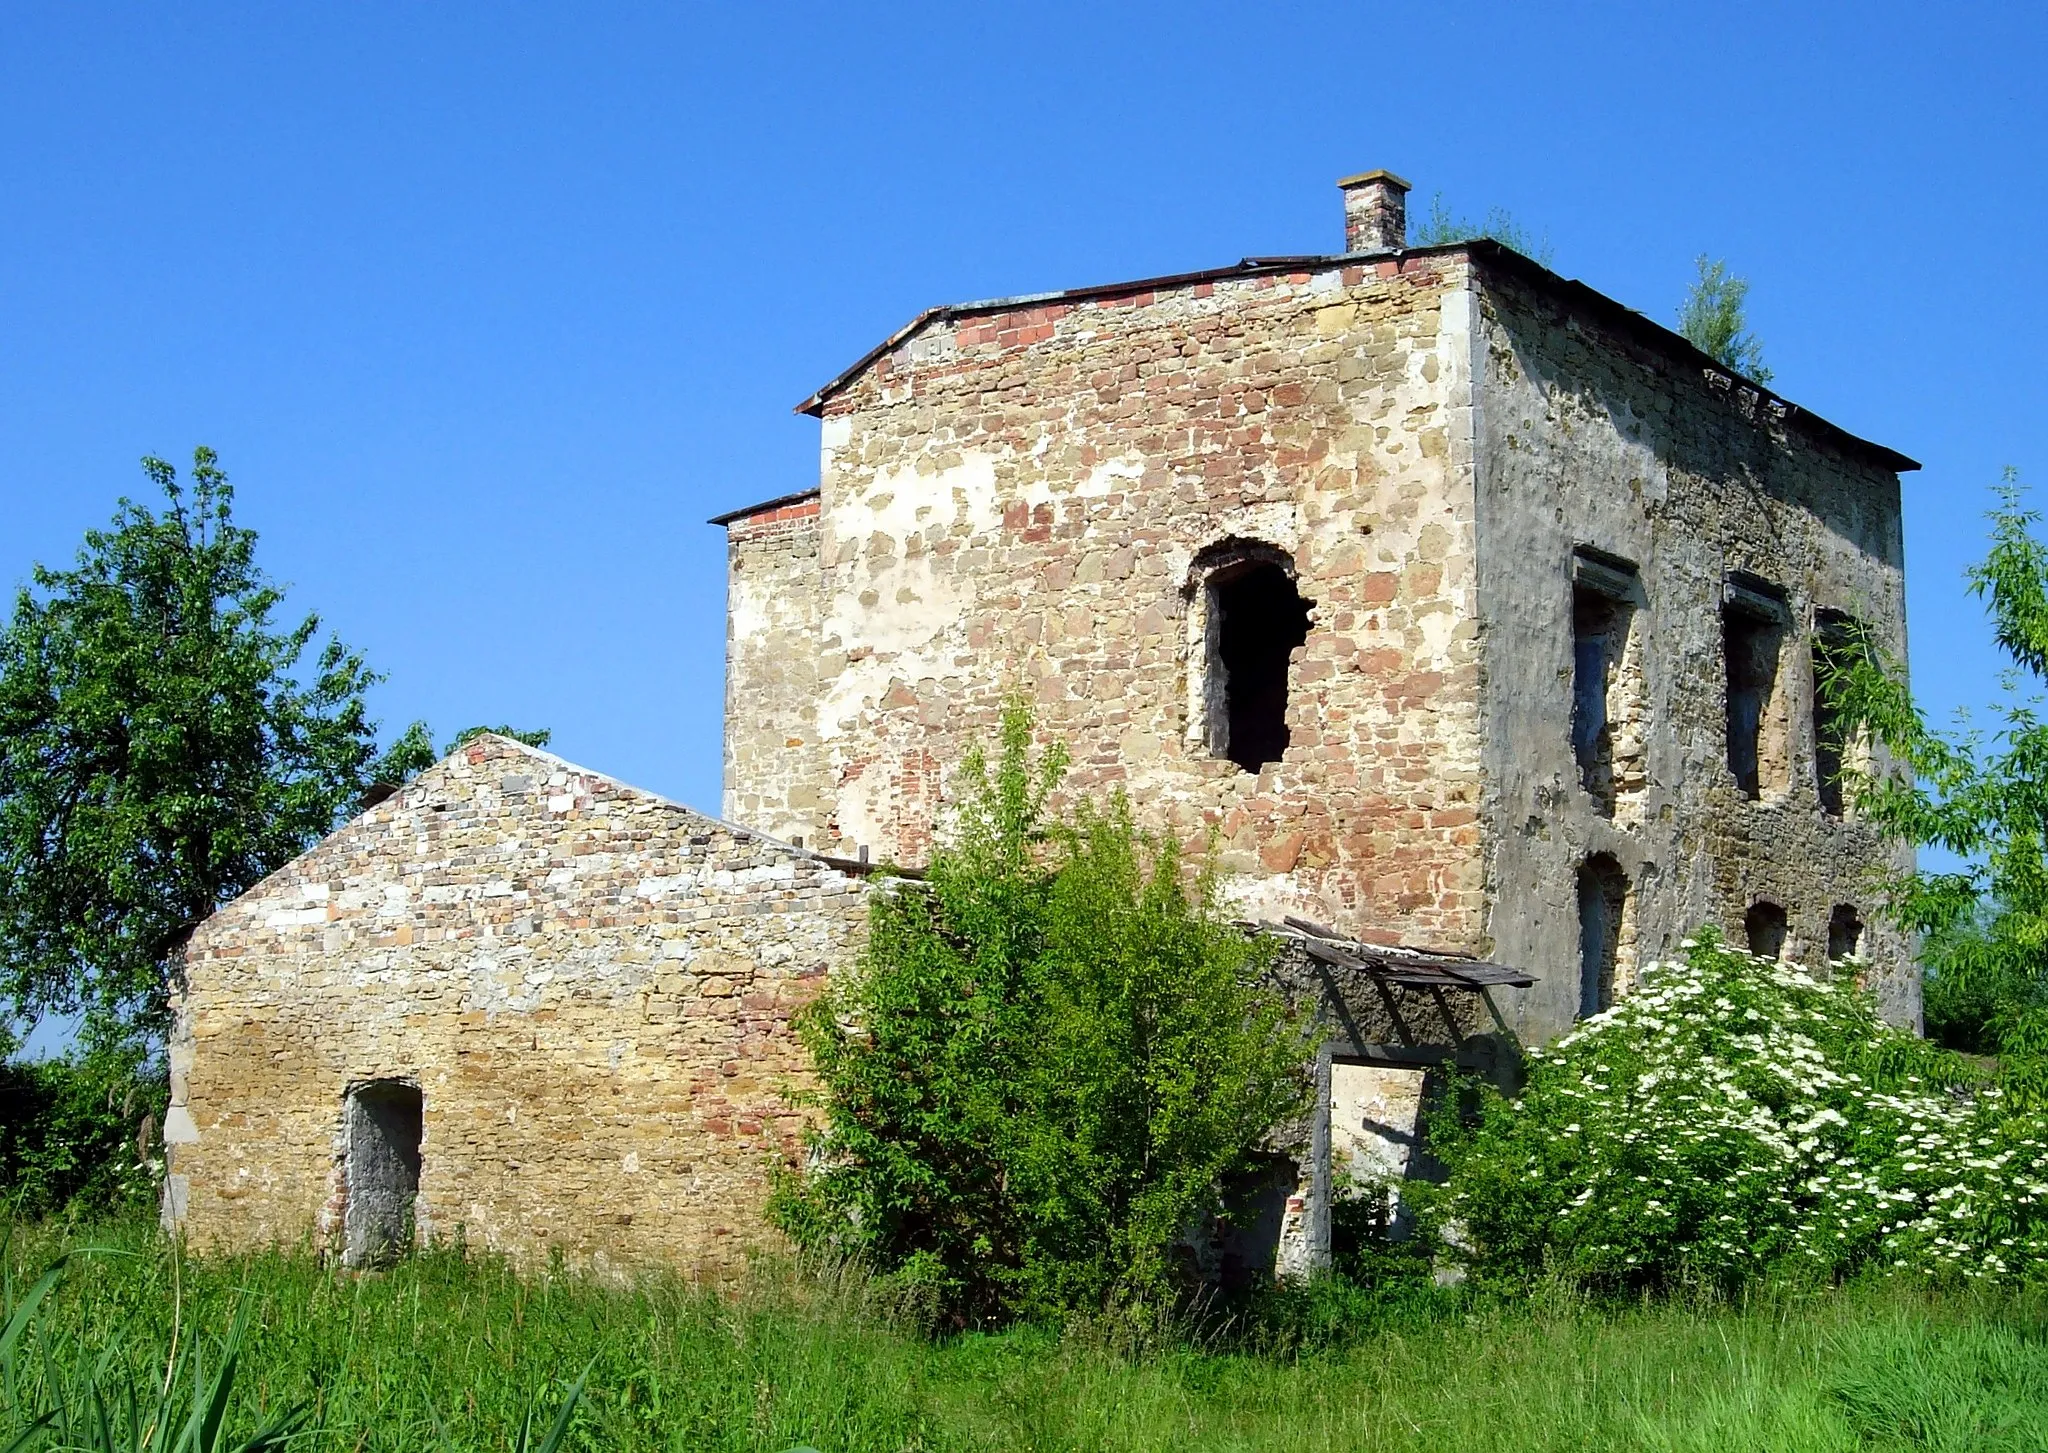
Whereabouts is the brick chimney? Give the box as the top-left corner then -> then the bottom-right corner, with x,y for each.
1338,170 -> 1411,254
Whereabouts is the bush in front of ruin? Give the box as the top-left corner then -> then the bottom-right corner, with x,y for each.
1421,932 -> 2048,1293
768,704 -> 1313,1328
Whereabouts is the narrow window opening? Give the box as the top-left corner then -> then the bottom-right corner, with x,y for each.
1745,901 -> 1789,960
1813,612 -> 1856,817
1572,590 -> 1616,801
343,1080 -> 423,1268
1577,854 -> 1627,1019
1570,552 -> 1640,816
1203,553 -> 1313,773
1828,905 -> 1864,961
1724,581 -> 1788,799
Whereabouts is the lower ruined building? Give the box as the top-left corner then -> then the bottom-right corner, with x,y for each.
165,168 -> 1923,1276
164,735 -> 869,1272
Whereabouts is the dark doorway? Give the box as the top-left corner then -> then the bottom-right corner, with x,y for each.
343,1080 -> 423,1268
1745,902 -> 1789,961
1214,1153 -> 1295,1290
1208,560 -> 1312,773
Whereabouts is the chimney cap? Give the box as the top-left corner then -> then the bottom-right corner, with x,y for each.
1337,169 -> 1412,193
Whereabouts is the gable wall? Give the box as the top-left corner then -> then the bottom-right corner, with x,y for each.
164,736 -> 866,1276
1471,266 -> 1917,1038
735,257 -> 1493,945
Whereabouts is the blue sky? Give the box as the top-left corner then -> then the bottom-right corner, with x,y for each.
2,1 -> 2042,819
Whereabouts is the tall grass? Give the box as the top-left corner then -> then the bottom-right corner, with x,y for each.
4,1216 -> 2048,1451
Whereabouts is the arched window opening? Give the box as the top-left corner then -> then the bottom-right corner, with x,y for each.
342,1079 -> 423,1268
1193,543 -> 1313,774
1745,901 -> 1789,961
1577,854 -> 1628,1019
1828,904 -> 1864,961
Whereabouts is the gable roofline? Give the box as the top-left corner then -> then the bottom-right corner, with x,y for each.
464,736 -> 917,879
188,733 -> 888,950
427,734 -> 855,864
793,239 -> 1919,476
319,734 -> 881,880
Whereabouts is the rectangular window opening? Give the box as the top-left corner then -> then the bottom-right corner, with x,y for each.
1570,551 -> 1642,819
1577,855 -> 1627,1019
1813,611 -> 1857,817
1724,579 -> 1788,800
1745,901 -> 1789,960
1828,904 -> 1864,961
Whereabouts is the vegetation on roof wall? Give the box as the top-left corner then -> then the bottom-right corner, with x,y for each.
1408,192 -> 1556,266
1677,255 -> 1773,382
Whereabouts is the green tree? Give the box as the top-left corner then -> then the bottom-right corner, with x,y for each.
1825,473 -> 2048,1082
771,704 -> 1311,1325
0,450 -> 378,1044
1677,255 -> 1773,383
368,721 -> 553,787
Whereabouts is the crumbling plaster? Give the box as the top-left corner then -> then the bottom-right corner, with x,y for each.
731,256 -> 1492,945
725,244 -> 1918,1036
1470,268 -> 1917,1037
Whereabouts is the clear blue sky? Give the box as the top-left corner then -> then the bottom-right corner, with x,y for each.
2,2 -> 2042,818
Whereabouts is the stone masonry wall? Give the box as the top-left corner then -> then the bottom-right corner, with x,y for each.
723,495 -> 828,845
741,256 -> 1492,947
1470,264 -> 1917,1039
164,735 -> 867,1276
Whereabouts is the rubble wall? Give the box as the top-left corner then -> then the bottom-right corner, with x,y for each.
1470,264 -> 1917,1039
723,495 -> 828,844
163,735 -> 866,1275
751,257 -> 1492,946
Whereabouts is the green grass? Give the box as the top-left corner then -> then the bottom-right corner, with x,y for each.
8,1216 -> 2048,1451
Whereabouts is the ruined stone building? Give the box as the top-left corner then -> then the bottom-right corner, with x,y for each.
164,170 -> 1918,1275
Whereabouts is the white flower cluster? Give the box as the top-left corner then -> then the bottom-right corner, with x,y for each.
1443,937 -> 2048,1287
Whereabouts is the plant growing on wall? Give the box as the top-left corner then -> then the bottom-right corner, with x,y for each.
1409,193 -> 1555,266
770,703 -> 1312,1326
1677,255 -> 1773,383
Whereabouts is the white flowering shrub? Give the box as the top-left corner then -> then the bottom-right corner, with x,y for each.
1421,933 -> 2048,1292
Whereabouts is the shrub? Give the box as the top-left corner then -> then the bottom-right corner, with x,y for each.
1421,933 -> 2048,1293
0,1045 -> 163,1216
770,704 -> 1312,1327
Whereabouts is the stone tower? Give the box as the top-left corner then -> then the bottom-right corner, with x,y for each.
719,171 -> 1919,1042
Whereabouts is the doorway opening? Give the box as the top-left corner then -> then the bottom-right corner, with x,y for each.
342,1080 -> 422,1268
